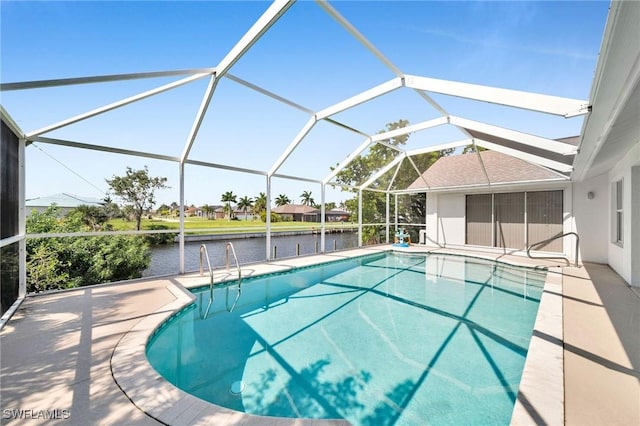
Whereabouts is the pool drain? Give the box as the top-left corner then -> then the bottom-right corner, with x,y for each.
230,380 -> 245,395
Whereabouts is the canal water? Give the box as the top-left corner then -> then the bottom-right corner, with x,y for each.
144,232 -> 358,277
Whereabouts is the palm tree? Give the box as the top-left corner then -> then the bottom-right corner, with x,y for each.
254,192 -> 267,215
300,190 -> 315,206
201,204 -> 213,219
221,191 -> 237,220
275,194 -> 291,207
237,196 -> 253,220
170,201 -> 179,217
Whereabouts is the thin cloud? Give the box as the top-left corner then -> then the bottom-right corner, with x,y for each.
407,26 -> 596,61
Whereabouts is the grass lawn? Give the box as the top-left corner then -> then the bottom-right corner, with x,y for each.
107,217 -> 356,233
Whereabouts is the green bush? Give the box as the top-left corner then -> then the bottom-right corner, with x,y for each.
144,224 -> 177,245
26,206 -> 151,293
259,211 -> 281,223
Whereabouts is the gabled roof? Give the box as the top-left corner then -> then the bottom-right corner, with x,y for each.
272,204 -> 319,215
407,151 -> 565,191
25,193 -> 104,208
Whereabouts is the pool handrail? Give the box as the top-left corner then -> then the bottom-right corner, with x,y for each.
199,244 -> 214,319
225,242 -> 242,312
526,232 -> 580,267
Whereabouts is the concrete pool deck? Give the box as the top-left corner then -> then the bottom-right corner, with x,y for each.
1,246 -> 638,425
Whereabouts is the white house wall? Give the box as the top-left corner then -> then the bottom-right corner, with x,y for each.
423,183 -> 576,259
572,173 -> 610,264
435,194 -> 466,247
607,140 -> 640,287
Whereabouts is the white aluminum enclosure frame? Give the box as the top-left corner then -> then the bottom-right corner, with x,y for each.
0,0 -> 592,271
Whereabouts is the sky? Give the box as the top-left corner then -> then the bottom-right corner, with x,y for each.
0,0 -> 611,208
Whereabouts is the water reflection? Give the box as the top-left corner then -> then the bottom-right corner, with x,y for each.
145,232 -> 358,277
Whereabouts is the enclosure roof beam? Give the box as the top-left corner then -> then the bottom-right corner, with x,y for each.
225,73 -> 314,114
323,118 -> 370,138
272,173 -> 323,184
406,155 -> 431,189
316,2 -> 453,120
315,0 -> 404,78
322,117 -> 454,186
180,75 -> 219,162
386,160 -> 404,191
26,73 -> 213,139
371,116 -> 449,143
216,0 -> 295,79
405,75 -> 590,118
316,77 -> 404,120
322,137 -> 373,184
449,116 -> 578,155
224,73 -> 370,137
405,139 -> 471,157
268,116 -> 317,177
0,68 -> 217,92
32,136 -> 180,162
182,1 -> 293,163
359,153 -> 406,190
185,159 -> 267,176
473,139 -> 573,174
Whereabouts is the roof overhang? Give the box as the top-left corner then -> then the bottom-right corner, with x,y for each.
572,1 -> 640,181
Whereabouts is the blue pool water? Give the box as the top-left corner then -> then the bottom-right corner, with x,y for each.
147,252 -> 546,425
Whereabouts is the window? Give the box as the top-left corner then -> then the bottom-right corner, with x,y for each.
466,194 -> 492,246
465,190 -> 563,252
615,179 -> 623,245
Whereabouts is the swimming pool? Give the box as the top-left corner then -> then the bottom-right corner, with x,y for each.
147,252 -> 546,425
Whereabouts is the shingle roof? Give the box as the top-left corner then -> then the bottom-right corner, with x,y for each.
25,193 -> 104,208
407,151 -> 564,190
272,204 -> 319,214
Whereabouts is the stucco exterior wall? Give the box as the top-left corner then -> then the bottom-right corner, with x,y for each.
572,173 -> 609,264
608,140 -> 640,286
435,193 -> 466,247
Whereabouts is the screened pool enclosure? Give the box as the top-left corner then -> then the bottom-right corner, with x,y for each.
1,0 -> 602,309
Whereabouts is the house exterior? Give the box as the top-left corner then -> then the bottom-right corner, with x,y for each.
408,150 -> 570,253
405,0 -> 640,287
272,204 -> 320,222
326,208 -> 350,222
25,193 -> 104,216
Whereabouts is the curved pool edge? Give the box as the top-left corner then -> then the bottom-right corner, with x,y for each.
112,246 -> 564,425
111,278 -> 351,425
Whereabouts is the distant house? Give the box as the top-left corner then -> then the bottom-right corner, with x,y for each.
326,208 -> 350,222
25,193 -> 104,216
233,207 -> 257,221
272,204 -> 320,222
